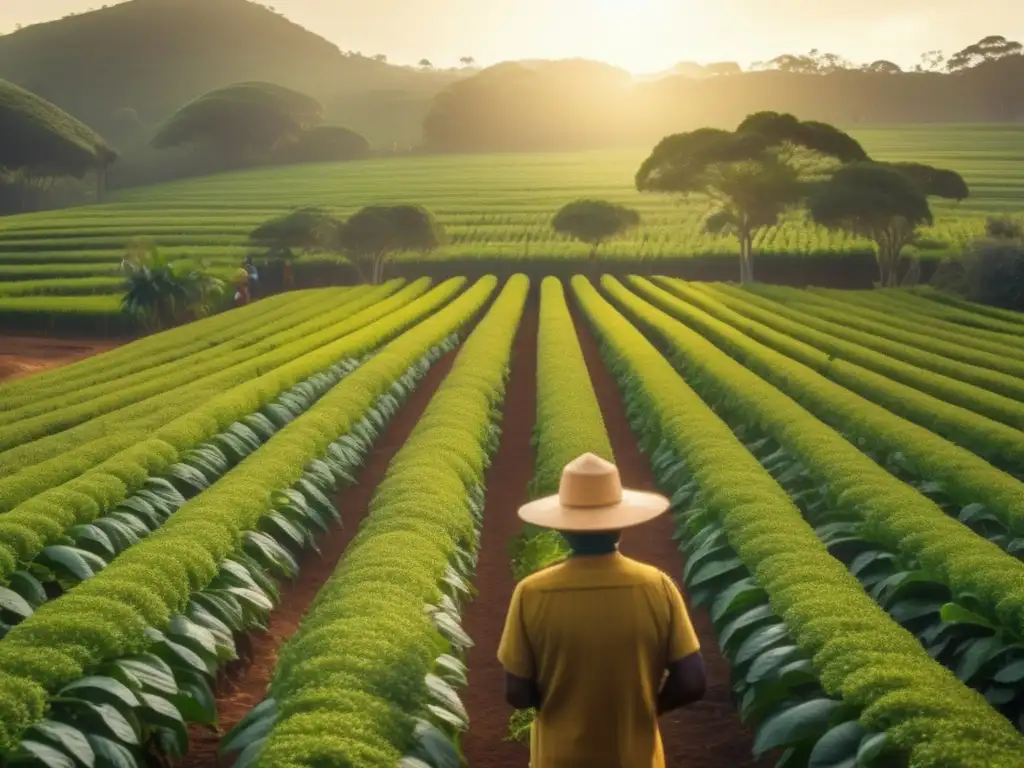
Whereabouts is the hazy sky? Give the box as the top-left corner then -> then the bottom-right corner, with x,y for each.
2,0 -> 1020,73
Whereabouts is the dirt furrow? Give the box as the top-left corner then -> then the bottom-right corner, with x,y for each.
183,347 -> 459,768
460,305 -> 538,768
572,306 -> 770,768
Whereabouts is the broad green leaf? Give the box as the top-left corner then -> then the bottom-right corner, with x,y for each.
225,586 -> 274,613
9,570 -> 47,608
808,720 -> 864,768
29,722 -> 94,768
233,737 -> 268,768
138,693 -> 188,756
155,636 -> 214,675
67,524 -> 117,559
411,718 -> 461,768
114,656 -> 178,696
86,736 -> 136,768
173,669 -> 219,728
940,602 -> 997,631
57,701 -> 139,745
14,740 -> 75,768
191,592 -> 245,632
747,645 -> 803,684
888,599 -> 943,625
736,624 -> 790,668
220,708 -> 277,755
711,578 -> 766,624
243,530 -> 298,578
38,546 -> 105,582
688,557 -> 745,589
956,635 -> 1007,683
0,585 -> 34,620
856,732 -> 889,765
168,615 -> 219,660
753,698 -> 842,757
427,703 -> 467,731
425,674 -> 468,724
59,677 -> 139,709
167,463 -> 210,492
994,658 -> 1024,684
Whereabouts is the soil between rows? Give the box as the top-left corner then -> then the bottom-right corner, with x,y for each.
0,334 -> 124,383
182,346 -> 459,768
572,307 -> 770,768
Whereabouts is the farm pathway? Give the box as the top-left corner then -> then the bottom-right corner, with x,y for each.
460,306 -> 538,768
184,346 -> 461,768
0,334 -> 123,383
572,307 -> 770,768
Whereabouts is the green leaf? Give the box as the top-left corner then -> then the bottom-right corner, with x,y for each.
0,585 -> 34,620
114,655 -> 178,697
220,706 -> 277,755
431,609 -> 473,650
776,660 -> 818,689
168,615 -> 219,661
138,693 -> 188,757
67,524 -> 117,559
808,720 -> 864,768
719,606 -> 778,653
940,602 -> 997,631
57,701 -> 139,745
688,557 -> 745,589
856,732 -> 889,765
167,463 -> 210,492
14,741 -> 75,768
425,674 -> 468,724
155,636 -> 214,675
233,737 -> 268,768
86,735 -> 136,768
243,530 -> 298,578
92,518 -> 140,551
38,546 -> 106,582
225,586 -> 274,613
753,698 -> 843,757
956,635 -> 1007,683
9,570 -> 47,608
191,592 -> 245,632
888,599 -> 943,625
746,645 -> 803,684
711,578 -> 766,624
994,658 -> 1024,684
736,624 -> 790,668
410,718 -> 461,768
59,676 -> 139,709
172,669 -> 218,728
28,722 -> 94,768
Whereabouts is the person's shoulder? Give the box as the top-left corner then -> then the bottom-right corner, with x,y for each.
517,560 -> 571,592
620,557 -> 677,587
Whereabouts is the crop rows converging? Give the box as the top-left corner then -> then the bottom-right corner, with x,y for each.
1,275 -> 1023,767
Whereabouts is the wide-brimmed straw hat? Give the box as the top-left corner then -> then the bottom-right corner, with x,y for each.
517,453 -> 670,532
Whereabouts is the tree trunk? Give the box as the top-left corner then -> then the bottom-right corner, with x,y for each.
738,233 -> 754,285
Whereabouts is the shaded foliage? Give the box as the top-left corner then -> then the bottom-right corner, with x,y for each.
121,243 -> 225,332
808,161 -> 967,286
337,204 -> 443,284
551,200 -> 640,257
276,125 -> 370,164
636,112 -> 863,282
151,81 -> 323,166
249,207 -> 343,259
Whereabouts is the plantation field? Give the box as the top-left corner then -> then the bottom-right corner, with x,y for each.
0,125 -> 1020,326
0,276 -> 1022,768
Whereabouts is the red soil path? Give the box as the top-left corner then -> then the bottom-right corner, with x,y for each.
183,347 -> 459,768
573,307 -> 771,768
0,334 -> 123,383
460,306 -> 538,768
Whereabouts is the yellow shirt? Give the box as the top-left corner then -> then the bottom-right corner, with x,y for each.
498,552 -> 700,768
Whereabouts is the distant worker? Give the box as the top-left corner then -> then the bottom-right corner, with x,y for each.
499,453 -> 706,768
234,268 -> 250,307
282,258 -> 294,290
244,255 -> 259,298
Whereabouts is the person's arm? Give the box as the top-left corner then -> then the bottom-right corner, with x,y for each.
498,583 -> 542,710
657,575 -> 706,715
657,652 -> 706,715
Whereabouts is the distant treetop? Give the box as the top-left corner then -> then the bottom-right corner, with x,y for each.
0,77 -> 116,178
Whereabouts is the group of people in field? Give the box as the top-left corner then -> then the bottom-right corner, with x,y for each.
233,255 -> 294,307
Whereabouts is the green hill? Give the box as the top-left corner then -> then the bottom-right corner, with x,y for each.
0,0 -> 458,148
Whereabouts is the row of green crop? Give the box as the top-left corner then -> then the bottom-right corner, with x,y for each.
705,284 -> 1024,406
807,289 -> 1024,363
506,276 -> 616,741
0,276 -> 499,763
0,281 -> 457,584
220,275 -> 528,767
651,279 -> 1024,472
0,288 -> 358,423
602,277 -> 1024,708
828,288 -> 1024,339
628,278 -> 1024,544
0,277 -> 124,297
0,295 -> 132,334
0,289 -> 324,407
904,286 -> 1024,328
572,276 -> 1024,767
746,285 -> 1024,381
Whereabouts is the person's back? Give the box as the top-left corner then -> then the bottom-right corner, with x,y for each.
500,551 -> 699,767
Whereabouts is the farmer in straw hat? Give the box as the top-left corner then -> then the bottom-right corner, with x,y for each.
499,453 -> 706,767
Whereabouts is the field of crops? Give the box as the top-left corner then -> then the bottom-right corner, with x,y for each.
0,275 -> 1022,768
0,125 -> 1021,324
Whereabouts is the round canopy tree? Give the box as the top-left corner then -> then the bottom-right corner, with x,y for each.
279,125 -> 370,164
636,112 -> 868,283
249,206 -> 342,259
808,161 -> 968,286
337,204 -> 443,284
151,81 -> 323,167
0,78 -> 117,199
552,200 -> 640,258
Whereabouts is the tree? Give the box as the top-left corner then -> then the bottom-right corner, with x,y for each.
121,244 -> 225,332
460,56 -> 476,68
419,59 -> 434,70
151,81 -> 323,168
863,60 -> 902,75
705,62 -> 742,76
947,35 -> 1023,71
636,112 -> 868,283
372,54 -> 388,63
337,205 -> 443,284
808,161 -> 969,286
249,207 -> 342,260
551,200 -> 640,258
0,78 -> 117,203
915,50 -> 946,72
276,125 -> 370,164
